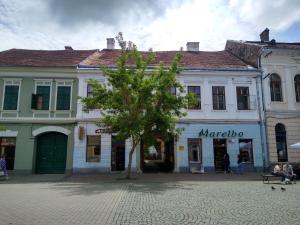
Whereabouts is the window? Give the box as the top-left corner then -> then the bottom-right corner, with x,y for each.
188,86 -> 201,109
0,137 -> 16,170
170,86 -> 176,96
3,81 -> 20,110
188,139 -> 202,162
87,84 -> 93,97
270,74 -> 283,101
56,86 -> 71,110
275,123 -> 288,162
86,136 -> 101,162
239,139 -> 253,163
294,75 -> 300,102
212,86 -> 226,110
236,86 -> 250,110
33,85 -> 51,110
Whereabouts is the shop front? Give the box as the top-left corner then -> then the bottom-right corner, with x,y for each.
0,124 -> 74,174
73,123 -> 136,173
176,123 -> 264,173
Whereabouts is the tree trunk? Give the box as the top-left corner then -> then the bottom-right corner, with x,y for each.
126,141 -> 137,179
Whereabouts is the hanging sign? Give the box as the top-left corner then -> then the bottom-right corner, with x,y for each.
199,129 -> 243,138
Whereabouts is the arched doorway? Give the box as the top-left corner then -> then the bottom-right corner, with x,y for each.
36,132 -> 68,174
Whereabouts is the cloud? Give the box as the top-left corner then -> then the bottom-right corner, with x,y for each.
47,0 -> 183,26
0,0 -> 299,52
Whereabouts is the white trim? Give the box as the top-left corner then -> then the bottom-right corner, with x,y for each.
54,80 -> 73,113
0,130 -> 18,137
1,79 -> 22,117
32,126 -> 71,137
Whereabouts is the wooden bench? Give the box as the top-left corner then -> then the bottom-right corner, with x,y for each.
262,174 -> 296,184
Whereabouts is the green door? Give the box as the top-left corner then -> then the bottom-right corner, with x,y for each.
36,132 -> 68,174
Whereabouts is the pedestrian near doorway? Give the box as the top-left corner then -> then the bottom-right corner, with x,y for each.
224,152 -> 231,173
0,155 -> 8,180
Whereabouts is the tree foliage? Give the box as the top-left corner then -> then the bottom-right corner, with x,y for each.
81,33 -> 196,178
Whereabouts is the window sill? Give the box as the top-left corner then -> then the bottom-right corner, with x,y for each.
189,161 -> 201,164
211,109 -> 227,112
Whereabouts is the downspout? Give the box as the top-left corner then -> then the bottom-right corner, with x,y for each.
257,48 -> 270,171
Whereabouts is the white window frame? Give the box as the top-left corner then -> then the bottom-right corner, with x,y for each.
54,80 -> 73,111
1,79 -> 22,113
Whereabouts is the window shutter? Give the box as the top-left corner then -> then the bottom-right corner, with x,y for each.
31,94 -> 37,109
4,85 -> 19,110
56,86 -> 71,110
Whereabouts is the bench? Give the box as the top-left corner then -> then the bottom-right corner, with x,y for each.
262,174 -> 296,184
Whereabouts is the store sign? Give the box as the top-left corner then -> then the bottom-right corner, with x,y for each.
199,129 -> 243,138
95,128 -> 110,134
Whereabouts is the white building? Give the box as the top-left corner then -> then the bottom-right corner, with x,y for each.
73,40 -> 264,173
226,28 -> 300,166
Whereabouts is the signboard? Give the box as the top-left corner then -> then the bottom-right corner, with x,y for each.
95,128 -> 110,134
178,145 -> 184,151
199,128 -> 243,138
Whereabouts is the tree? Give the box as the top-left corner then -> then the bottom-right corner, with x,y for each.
81,33 -> 196,179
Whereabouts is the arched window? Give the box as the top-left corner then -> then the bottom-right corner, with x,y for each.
270,74 -> 283,102
294,75 -> 300,102
275,123 -> 288,162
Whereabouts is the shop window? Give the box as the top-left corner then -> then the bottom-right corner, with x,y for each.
56,86 -> 71,110
212,86 -> 226,110
86,136 -> 101,162
188,139 -> 202,162
236,86 -> 250,110
238,139 -> 253,163
275,123 -> 288,162
0,137 -> 16,170
3,84 -> 19,110
270,74 -> 283,102
188,86 -> 201,109
294,75 -> 300,102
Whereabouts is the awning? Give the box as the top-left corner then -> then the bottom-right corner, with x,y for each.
290,142 -> 300,149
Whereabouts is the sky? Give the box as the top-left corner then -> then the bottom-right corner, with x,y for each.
0,0 -> 300,51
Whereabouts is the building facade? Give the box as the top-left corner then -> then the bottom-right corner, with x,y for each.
73,41 -> 264,173
0,48 -> 96,174
226,29 -> 300,166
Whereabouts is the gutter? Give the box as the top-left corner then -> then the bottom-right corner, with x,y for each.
257,47 -> 270,171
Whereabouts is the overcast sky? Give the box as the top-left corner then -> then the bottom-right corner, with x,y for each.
1,0 -> 300,51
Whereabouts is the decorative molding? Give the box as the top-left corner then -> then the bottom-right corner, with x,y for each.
32,126 -> 71,136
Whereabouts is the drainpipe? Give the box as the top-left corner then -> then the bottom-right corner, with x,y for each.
257,48 -> 270,171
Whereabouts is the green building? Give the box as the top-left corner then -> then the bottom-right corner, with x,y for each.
0,48 -> 96,174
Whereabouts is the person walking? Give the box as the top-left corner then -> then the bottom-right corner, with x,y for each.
0,154 -> 9,180
224,152 -> 230,173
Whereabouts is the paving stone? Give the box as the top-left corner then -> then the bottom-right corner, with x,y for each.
0,176 -> 300,225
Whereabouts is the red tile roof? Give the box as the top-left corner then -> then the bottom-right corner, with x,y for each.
0,49 -> 97,67
80,49 -> 253,70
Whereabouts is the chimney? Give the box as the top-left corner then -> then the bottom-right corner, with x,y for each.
65,46 -> 73,51
260,28 -> 269,42
106,38 -> 115,49
186,42 -> 199,52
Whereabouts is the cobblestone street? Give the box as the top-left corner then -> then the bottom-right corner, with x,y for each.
1,174 -> 300,225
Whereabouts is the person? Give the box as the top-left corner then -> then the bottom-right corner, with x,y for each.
237,154 -> 243,174
0,154 -> 8,180
272,164 -> 293,184
223,152 -> 230,173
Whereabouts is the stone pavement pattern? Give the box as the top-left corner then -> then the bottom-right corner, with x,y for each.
1,176 -> 300,225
